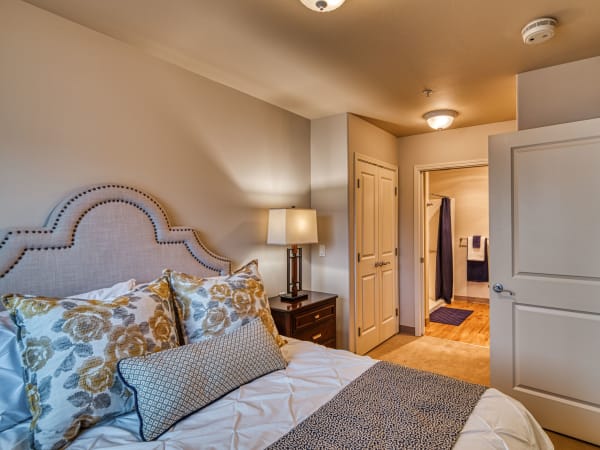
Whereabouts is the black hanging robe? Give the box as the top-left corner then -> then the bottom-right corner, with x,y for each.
435,197 -> 453,303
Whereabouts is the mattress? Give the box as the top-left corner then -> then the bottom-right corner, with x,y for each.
1,338 -> 552,450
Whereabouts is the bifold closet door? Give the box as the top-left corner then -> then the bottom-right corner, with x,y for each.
355,158 -> 398,355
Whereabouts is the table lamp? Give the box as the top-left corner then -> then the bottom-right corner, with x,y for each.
267,208 -> 318,301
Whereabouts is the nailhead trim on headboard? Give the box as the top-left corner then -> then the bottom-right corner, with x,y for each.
0,183 -> 232,281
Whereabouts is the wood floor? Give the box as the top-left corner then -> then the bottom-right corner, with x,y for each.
425,298 -> 489,347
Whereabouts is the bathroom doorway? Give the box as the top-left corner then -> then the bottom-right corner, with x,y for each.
414,161 -> 489,347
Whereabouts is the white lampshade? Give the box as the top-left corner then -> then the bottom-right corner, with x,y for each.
267,208 -> 318,245
423,109 -> 458,130
300,0 -> 346,12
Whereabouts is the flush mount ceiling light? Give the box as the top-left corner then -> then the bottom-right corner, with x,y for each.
423,109 -> 458,130
300,0 -> 346,12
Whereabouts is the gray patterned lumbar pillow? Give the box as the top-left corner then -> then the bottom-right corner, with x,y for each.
117,318 -> 287,441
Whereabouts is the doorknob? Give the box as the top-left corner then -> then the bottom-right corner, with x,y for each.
492,283 -> 515,296
374,261 -> 390,268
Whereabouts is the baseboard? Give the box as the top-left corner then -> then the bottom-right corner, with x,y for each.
454,295 -> 489,304
399,325 -> 416,336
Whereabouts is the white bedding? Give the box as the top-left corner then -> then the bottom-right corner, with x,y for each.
2,338 -> 552,450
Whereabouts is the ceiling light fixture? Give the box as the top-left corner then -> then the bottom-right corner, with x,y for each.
423,109 -> 458,130
300,0 -> 346,12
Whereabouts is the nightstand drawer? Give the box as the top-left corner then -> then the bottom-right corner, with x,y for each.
269,291 -> 337,349
294,318 -> 336,345
295,303 -> 335,329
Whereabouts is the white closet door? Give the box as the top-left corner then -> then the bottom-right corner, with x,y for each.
489,118 -> 600,445
355,157 -> 398,355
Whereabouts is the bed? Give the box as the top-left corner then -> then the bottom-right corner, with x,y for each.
0,184 -> 552,449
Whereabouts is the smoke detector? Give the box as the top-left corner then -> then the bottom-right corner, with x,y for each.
521,17 -> 558,45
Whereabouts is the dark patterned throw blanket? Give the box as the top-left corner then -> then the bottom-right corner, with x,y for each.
268,361 -> 487,450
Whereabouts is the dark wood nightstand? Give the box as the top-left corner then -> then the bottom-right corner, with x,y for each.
269,291 -> 337,348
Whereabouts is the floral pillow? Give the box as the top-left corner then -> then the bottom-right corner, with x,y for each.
0,279 -> 137,434
166,260 -> 286,347
1,276 -> 179,450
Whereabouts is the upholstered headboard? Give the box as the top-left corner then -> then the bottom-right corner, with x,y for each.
0,184 -> 231,302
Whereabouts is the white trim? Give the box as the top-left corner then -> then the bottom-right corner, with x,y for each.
413,159 -> 487,336
355,152 -> 398,170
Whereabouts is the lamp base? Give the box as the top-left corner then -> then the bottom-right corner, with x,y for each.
279,291 -> 308,302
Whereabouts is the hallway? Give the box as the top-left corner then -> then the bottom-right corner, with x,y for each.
425,298 -> 489,347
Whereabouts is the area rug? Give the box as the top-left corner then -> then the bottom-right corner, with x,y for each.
430,307 -> 473,326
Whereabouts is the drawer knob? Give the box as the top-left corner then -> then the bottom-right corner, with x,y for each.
314,314 -> 320,320
312,333 -> 322,341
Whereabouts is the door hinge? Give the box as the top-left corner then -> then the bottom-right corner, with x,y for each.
358,327 -> 362,337
395,186 -> 398,196
357,253 -> 361,262
420,256 -> 424,263
357,179 -> 360,188
395,308 -> 398,317
395,248 -> 398,256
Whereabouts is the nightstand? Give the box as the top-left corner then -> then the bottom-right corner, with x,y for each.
269,291 -> 337,348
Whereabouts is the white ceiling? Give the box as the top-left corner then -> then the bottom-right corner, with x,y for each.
25,0 -> 600,136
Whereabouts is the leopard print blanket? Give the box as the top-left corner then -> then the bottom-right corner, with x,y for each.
268,361 -> 487,450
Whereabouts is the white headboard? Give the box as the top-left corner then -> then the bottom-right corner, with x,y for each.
0,184 -> 231,301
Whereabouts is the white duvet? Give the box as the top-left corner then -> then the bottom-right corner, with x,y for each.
2,338 -> 553,449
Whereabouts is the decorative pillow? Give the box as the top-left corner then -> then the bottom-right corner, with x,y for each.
1,276 -> 179,450
118,318 -> 287,441
0,310 -> 31,432
0,279 -> 136,433
166,260 -> 285,346
68,279 -> 136,301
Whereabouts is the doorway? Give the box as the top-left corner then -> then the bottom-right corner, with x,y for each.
414,161 -> 489,345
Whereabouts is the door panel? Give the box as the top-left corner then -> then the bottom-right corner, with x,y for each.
378,165 -> 398,341
379,266 -> 397,339
360,274 -> 377,332
514,305 -> 600,405
489,118 -> 600,444
513,140 -> 600,278
379,168 -> 396,257
356,160 -> 380,354
360,172 -> 377,260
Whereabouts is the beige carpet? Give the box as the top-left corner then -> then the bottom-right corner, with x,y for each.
367,334 -> 600,449
367,333 -> 490,385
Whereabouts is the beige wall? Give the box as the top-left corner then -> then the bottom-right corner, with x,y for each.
347,114 -> 398,350
310,114 -> 349,348
396,120 -> 515,329
429,166 -> 489,300
0,0 -> 311,296
310,113 -> 397,350
348,114 -> 398,166
517,56 -> 600,130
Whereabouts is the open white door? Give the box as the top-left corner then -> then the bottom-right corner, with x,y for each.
489,118 -> 600,445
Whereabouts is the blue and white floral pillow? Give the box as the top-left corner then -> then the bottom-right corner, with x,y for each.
2,276 -> 179,450
0,279 -> 137,434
